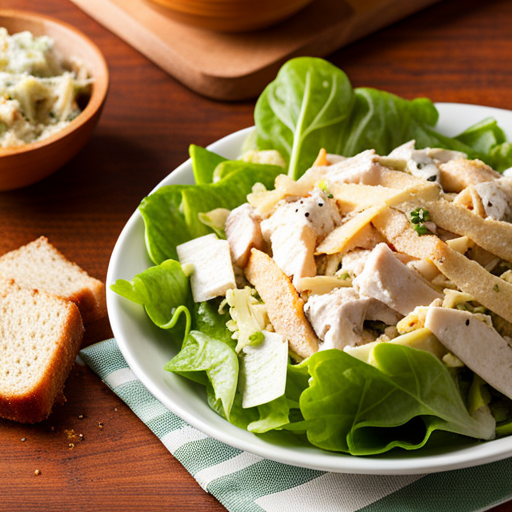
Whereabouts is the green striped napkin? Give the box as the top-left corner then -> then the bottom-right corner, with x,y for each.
80,339 -> 512,512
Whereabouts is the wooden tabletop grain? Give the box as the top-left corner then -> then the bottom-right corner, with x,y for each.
1,0 -> 512,510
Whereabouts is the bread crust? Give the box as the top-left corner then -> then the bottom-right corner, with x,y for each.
0,236 -> 106,323
0,283 -> 84,424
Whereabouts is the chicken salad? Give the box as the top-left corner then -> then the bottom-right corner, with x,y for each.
112,57 -> 512,455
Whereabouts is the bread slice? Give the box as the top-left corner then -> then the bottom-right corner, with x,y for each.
0,237 -> 106,323
0,280 -> 84,423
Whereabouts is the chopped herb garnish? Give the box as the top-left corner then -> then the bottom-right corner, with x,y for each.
414,224 -> 432,236
338,272 -> 350,280
410,208 -> 432,236
248,331 -> 265,346
318,180 -> 334,198
410,208 -> 431,224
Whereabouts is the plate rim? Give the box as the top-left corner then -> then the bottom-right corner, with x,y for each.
106,102 -> 512,475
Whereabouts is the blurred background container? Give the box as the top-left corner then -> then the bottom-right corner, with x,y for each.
146,0 -> 314,32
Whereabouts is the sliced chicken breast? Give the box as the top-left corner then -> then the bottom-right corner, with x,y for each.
304,287 -> 401,350
354,243 -> 442,315
225,203 -> 265,268
425,307 -> 512,400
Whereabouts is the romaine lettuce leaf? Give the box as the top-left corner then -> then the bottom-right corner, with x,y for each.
165,330 -> 238,417
193,299 -> 234,348
298,345 -> 495,455
140,162 -> 282,264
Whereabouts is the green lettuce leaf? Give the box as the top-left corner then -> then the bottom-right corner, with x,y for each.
454,117 -> 506,155
190,144 -> 227,185
255,57 -> 354,180
255,57 -> 512,178
140,162 -> 282,264
165,330 -> 238,417
248,396 -> 290,434
110,259 -> 192,343
193,299 -> 235,348
207,386 -> 259,429
298,345 -> 494,455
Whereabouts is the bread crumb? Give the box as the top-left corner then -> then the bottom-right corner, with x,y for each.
98,422 -> 104,429
64,429 -> 76,440
21,437 -> 26,442
68,443 -> 74,449
34,469 -> 41,476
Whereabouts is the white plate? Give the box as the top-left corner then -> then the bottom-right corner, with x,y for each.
107,103 -> 512,475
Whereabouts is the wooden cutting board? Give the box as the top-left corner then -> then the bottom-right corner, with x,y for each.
70,0 -> 442,101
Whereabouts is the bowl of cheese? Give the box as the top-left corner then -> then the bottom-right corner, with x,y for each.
0,10 -> 109,191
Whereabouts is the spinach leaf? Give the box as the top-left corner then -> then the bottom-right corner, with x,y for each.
255,57 -> 512,178
255,57 -> 354,180
454,117 -> 506,154
190,144 -> 227,185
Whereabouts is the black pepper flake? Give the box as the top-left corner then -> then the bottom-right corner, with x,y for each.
417,163 -> 424,169
295,209 -> 298,213
494,284 -> 500,292
318,203 -> 324,207
300,200 -> 304,204
465,319 -> 470,326
305,212 -> 310,217
488,201 -> 493,207
427,175 -> 437,182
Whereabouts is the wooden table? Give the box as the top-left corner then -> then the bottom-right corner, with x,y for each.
1,0 -> 512,510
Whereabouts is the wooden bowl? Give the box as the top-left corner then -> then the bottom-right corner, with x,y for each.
0,10 -> 109,191
147,0 -> 314,32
